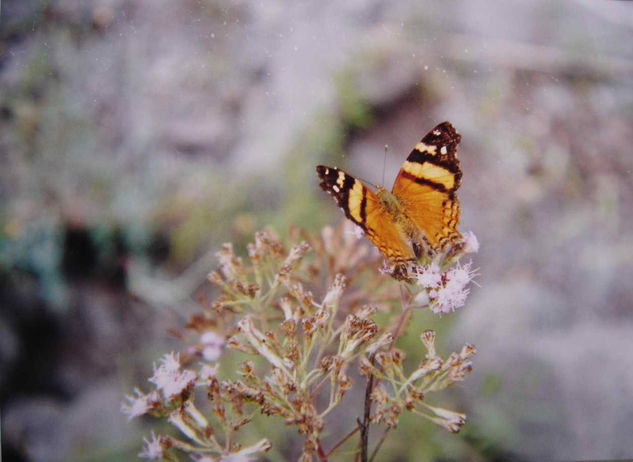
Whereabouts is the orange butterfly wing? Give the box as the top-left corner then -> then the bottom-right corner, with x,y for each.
392,121 -> 463,251
316,165 -> 415,263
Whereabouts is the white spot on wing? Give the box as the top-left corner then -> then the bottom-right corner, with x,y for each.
336,171 -> 346,188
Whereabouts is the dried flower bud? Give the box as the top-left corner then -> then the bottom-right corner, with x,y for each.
377,403 -> 402,428
370,384 -> 389,406
366,332 -> 394,354
270,367 -> 296,395
420,330 -> 437,358
375,351 -> 392,369
390,349 -> 404,367
314,308 -> 330,327
247,229 -> 283,268
340,314 -> 378,357
264,330 -> 283,350
424,404 -> 467,433
183,401 -> 209,429
248,230 -> 285,264
281,319 -> 297,335
409,357 -> 442,382
337,373 -> 352,390
448,361 -> 473,382
210,299 -> 230,313
355,304 -> 378,319
238,361 -> 255,378
302,318 -> 316,337
227,335 -> 256,354
228,438 -> 272,459
260,230 -> 285,256
322,273 -> 346,307
284,341 -> 300,363
278,241 -> 311,276
279,296 -> 297,321
460,343 -> 477,360
446,352 -> 461,367
358,355 -> 375,376
207,271 -> 223,285
262,401 -> 283,416
244,282 -> 260,297
281,280 -> 314,309
207,377 -> 220,396
216,243 -> 243,281
230,280 -> 260,298
168,409 -> 204,444
319,355 -> 335,372
238,317 -> 294,374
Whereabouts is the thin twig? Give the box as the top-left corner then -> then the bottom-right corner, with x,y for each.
311,374 -> 332,401
359,354 -> 376,462
369,427 -> 392,462
317,440 -> 328,462
325,424 -> 361,457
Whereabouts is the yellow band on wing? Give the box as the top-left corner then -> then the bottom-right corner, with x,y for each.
401,161 -> 455,190
414,142 -> 437,155
348,180 -> 365,223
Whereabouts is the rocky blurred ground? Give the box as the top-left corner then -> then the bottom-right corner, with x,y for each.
1,0 -> 633,461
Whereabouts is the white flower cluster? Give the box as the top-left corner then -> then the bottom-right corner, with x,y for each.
416,262 -> 476,314
149,352 -> 197,399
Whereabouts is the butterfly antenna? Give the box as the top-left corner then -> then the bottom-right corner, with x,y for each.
382,144 -> 388,186
356,174 -> 377,189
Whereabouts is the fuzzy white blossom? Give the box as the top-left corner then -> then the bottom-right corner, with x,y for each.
429,263 -> 475,314
121,388 -> 160,420
149,352 -> 196,399
461,231 -> 480,254
196,363 -> 218,386
139,432 -> 165,460
200,331 -> 225,362
416,263 -> 442,288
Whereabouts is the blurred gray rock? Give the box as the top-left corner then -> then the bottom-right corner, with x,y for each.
453,281 -> 633,459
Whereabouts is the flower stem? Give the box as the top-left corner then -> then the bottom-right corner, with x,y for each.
369,427 -> 391,462
359,354 -> 376,462
325,425 -> 361,457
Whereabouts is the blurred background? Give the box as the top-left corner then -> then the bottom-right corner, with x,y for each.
2,0 -> 633,461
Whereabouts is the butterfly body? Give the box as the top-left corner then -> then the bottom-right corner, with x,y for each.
373,186 -> 423,252
375,186 -> 401,216
317,121 -> 463,265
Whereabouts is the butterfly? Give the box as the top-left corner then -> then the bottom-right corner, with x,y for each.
316,121 -> 463,265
